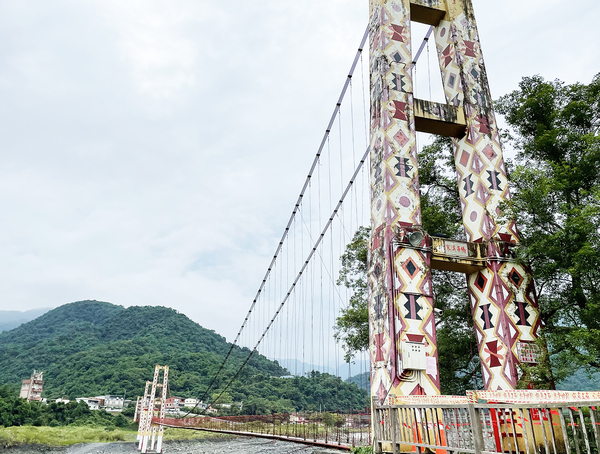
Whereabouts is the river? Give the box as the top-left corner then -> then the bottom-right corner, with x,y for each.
3,436 -> 350,453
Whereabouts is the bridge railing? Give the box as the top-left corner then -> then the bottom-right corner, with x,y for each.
373,395 -> 600,454
154,413 -> 372,449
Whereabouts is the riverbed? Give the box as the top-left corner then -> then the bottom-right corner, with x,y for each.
3,436 -> 351,453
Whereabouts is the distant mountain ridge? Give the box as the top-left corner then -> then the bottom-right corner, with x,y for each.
1,301 -> 591,403
0,300 -> 284,399
0,300 -> 368,413
0,308 -> 52,333
276,357 -> 370,380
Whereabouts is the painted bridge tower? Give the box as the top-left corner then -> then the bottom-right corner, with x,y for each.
368,0 -> 543,403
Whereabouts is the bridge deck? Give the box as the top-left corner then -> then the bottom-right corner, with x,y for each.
160,423 -> 353,451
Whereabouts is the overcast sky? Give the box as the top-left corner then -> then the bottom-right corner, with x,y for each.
1,0 -> 598,342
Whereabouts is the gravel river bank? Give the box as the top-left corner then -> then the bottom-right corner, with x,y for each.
2,436 -> 351,454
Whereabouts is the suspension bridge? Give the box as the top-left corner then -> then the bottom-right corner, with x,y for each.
132,0 -> 600,453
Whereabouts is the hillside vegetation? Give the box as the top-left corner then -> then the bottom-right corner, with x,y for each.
0,301 -> 367,413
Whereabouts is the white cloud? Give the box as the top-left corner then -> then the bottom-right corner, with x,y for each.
0,0 -> 597,343
92,0 -> 209,98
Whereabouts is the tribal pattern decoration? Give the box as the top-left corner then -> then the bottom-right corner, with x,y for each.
369,0 -> 441,404
369,0 -> 543,402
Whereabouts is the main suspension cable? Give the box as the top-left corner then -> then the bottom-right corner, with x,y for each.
208,144 -> 370,410
179,25 -> 369,418
181,22 -> 436,419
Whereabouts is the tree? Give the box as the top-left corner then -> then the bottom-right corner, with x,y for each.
334,138 -> 482,394
322,411 -> 343,427
496,73 -> 600,382
334,226 -> 370,363
211,391 -> 233,405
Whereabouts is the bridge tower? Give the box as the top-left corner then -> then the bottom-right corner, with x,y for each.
368,0 -> 543,403
138,365 -> 169,454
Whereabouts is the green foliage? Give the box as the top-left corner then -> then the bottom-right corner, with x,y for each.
346,371 -> 369,392
121,401 -> 136,417
557,368 -> 600,391
335,227 -> 370,362
235,371 -> 367,414
322,412 -> 343,427
0,309 -> 51,333
351,447 -> 373,454
418,137 -> 465,239
0,426 -> 133,448
0,301 -> 367,416
496,73 -> 600,382
0,426 -> 222,448
0,385 -> 129,428
0,301 -> 286,400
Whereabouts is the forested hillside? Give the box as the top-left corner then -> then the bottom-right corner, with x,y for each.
0,301 -> 367,413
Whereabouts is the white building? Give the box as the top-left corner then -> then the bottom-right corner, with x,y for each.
184,398 -> 198,407
103,395 -> 124,409
76,397 -> 100,410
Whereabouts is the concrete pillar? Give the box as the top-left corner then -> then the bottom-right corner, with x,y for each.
368,0 -> 441,405
368,0 -> 544,401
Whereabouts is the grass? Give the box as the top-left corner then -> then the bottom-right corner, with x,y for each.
0,425 -> 229,448
160,427 -> 230,441
0,426 -> 135,448
350,447 -> 373,454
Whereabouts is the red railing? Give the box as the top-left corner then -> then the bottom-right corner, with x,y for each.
153,412 -> 372,450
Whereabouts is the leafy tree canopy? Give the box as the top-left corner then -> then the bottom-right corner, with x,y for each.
496,73 -> 600,381
0,385 -> 129,428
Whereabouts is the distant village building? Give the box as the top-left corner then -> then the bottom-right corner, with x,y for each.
289,413 -> 308,424
55,398 -> 70,404
74,395 -> 125,411
103,395 -> 124,409
76,397 -> 100,410
19,370 -> 44,402
164,396 -> 184,411
184,398 -> 198,407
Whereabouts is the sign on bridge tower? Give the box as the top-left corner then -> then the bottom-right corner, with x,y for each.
368,0 -> 543,402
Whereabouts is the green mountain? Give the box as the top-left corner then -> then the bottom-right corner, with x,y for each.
0,308 -> 52,333
556,369 -> 600,391
0,301 -> 367,413
346,371 -> 369,393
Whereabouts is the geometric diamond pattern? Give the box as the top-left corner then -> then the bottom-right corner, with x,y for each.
402,258 -> 418,279
374,294 -> 384,320
369,0 -> 544,398
508,268 -> 523,288
484,340 -> 503,368
474,272 -> 488,293
374,264 -> 382,279
369,3 -> 440,401
479,303 -> 494,330
514,300 -> 532,327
